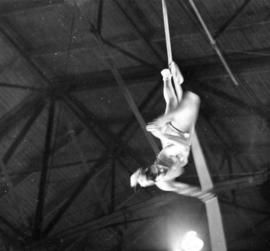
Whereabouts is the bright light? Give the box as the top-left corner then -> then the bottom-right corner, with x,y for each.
180,231 -> 204,251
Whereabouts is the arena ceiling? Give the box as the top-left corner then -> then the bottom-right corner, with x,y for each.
0,0 -> 270,250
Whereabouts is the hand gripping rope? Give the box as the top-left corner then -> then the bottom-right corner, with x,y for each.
161,0 -> 227,250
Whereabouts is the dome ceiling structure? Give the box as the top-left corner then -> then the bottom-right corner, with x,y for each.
0,0 -> 269,250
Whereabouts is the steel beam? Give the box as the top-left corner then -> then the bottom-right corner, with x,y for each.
42,155 -> 109,237
110,157 -> 116,212
0,82 -> 43,92
0,227 -> 23,249
90,29 -> 159,155
220,199 -> 270,216
30,15 -> 270,56
67,120 -> 111,215
213,171 -> 268,193
0,19 -> 54,88
1,78 -> 158,197
200,109 -> 247,169
32,98 -> 55,240
0,216 -> 26,240
0,94 -> 43,141
0,0 -> 64,15
188,0 -> 239,86
31,193 -> 179,248
112,0 -> 165,64
39,95 -> 152,236
116,79 -> 162,140
3,100 -> 44,164
62,95 -> 147,167
198,83 -> 270,121
62,96 -> 114,149
95,0 -> 104,33
101,37 -> 158,70
214,0 -> 252,40
55,52 -> 270,92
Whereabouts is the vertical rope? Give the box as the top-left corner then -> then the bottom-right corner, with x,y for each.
161,1 -> 227,250
161,0 -> 173,65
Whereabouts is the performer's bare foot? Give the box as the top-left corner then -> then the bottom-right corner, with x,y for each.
170,61 -> 184,85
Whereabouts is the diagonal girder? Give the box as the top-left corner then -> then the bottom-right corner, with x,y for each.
0,82 -> 43,92
0,226 -> 24,249
0,19 -> 54,89
0,0 -> 64,16
198,83 -> 270,123
214,0 -> 252,40
32,98 -> 56,240
55,50 -> 270,92
0,94 -> 44,141
3,99 -> 45,164
188,0 -> 239,86
42,155 -> 109,237
0,216 -> 27,241
91,28 -> 159,154
61,95 -> 147,167
112,0 -> 165,64
30,193 -> 180,248
95,0 -> 104,33
39,94 -> 153,236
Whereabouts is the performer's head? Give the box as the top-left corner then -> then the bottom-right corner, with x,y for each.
143,156 -> 175,181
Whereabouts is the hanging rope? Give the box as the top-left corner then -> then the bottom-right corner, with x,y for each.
161,1 -> 227,250
161,0 -> 173,66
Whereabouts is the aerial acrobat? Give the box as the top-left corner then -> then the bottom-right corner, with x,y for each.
130,62 -> 205,198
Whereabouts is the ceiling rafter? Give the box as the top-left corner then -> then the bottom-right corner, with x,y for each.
112,0 -> 165,64
0,77 -> 160,200
91,27 -> 159,155
0,19 -> 54,89
0,216 -> 27,242
0,0 -> 64,16
36,86 -> 162,238
32,98 -> 56,240
3,99 -> 45,164
213,0 -> 252,39
52,51 -> 270,93
31,193 -> 179,249
198,83 -> 270,121
62,95 -> 147,166
38,94 -> 150,237
42,155 -> 109,238
29,17 -> 270,57
0,94 -> 44,141
0,82 -> 43,92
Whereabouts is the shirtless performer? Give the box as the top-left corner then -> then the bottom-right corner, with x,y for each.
130,62 -> 205,198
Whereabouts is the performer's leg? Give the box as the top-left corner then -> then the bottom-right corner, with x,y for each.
146,69 -> 178,147
161,69 -> 178,114
170,61 -> 183,102
172,91 -> 200,133
154,91 -> 200,134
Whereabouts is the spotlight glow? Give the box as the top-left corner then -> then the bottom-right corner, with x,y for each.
180,231 -> 204,251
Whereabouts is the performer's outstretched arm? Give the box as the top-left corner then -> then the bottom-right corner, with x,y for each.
156,180 -> 213,200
